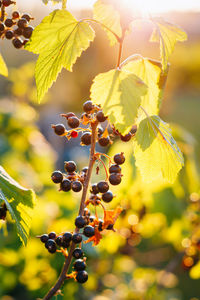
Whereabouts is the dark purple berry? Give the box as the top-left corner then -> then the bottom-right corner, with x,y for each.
5,18 -> 14,27
67,116 -> 80,129
109,173 -> 122,185
62,240 -> 70,248
75,216 -> 86,228
72,248 -> 83,259
48,232 -> 56,240
114,153 -> 125,165
98,126 -> 103,137
5,30 -> 14,39
72,233 -> 82,244
0,23 -> 5,31
109,164 -> 121,174
98,136 -> 110,147
60,179 -> 71,192
40,234 -> 49,243
130,125 -> 137,134
23,25 -> 34,39
64,161 -> 76,173
21,13 -> 32,22
56,236 -> 63,246
96,110 -> 107,122
62,232 -> 72,243
12,11 -> 20,19
76,270 -> 88,283
74,259 -> 86,271
97,181 -> 109,193
17,18 -> 28,29
12,37 -> 24,49
45,239 -> 57,253
107,224 -> 114,230
51,171 -> 63,184
91,183 -> 99,195
83,100 -> 93,113
98,219 -> 103,231
52,124 -> 65,135
14,27 -> 23,35
102,191 -> 113,203
83,225 -> 95,237
120,132 -> 132,142
83,208 -> 90,217
89,216 -> 95,223
72,181 -> 82,192
81,132 -> 91,146
82,167 -> 88,173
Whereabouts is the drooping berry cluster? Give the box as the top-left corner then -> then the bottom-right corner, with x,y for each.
0,0 -> 34,48
40,100 -> 135,285
0,202 -> 7,220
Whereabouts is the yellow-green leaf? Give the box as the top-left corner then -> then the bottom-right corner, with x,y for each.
0,166 -> 36,246
25,9 -> 95,102
0,53 -> 8,77
123,58 -> 168,117
134,115 -> 184,183
90,68 -> 147,134
93,0 -> 122,46
150,18 -> 187,71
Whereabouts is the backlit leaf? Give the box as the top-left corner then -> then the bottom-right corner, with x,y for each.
25,9 -> 95,102
0,53 -> 8,77
0,166 -> 36,245
134,115 -> 184,183
150,18 -> 187,71
93,0 -> 122,46
123,58 -> 168,117
90,68 -> 147,134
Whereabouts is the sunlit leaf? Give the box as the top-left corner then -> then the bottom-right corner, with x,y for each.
0,166 -> 36,245
90,68 -> 147,134
134,115 -> 184,183
25,9 -> 95,102
123,58 -> 168,117
150,18 -> 187,71
93,0 -> 122,46
0,53 -> 8,77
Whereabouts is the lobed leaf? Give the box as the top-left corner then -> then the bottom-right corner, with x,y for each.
134,115 -> 184,183
93,0 -> 122,46
90,68 -> 147,134
25,9 -> 95,102
0,166 -> 36,245
150,18 -> 187,71
0,53 -> 8,77
123,58 -> 168,117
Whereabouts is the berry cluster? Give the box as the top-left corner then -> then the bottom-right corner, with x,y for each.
0,202 -> 7,220
0,0 -> 34,48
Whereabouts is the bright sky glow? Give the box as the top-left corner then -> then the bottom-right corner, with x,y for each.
20,0 -> 200,13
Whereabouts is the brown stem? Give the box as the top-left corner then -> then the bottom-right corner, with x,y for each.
0,5 -> 5,22
43,121 -> 98,300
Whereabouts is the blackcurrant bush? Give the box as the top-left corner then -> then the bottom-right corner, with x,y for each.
60,179 -> 71,192
97,181 -> 109,193
52,124 -> 65,135
72,233 -> 82,244
64,161 -> 76,173
40,234 -> 49,243
81,132 -> 91,146
62,232 -> 72,243
5,18 -> 14,27
12,37 -> 24,49
98,219 -> 103,231
72,181 -> 82,192
48,232 -> 56,240
5,30 -> 14,39
23,25 -> 34,39
0,23 -> 5,31
72,248 -> 83,259
82,167 -> 88,173
109,173 -> 122,185
55,236 -> 63,246
45,239 -> 57,253
21,13 -> 32,22
75,216 -> 86,228
98,136 -> 110,147
120,132 -> 132,142
114,153 -> 125,165
51,171 -> 63,184
17,18 -> 28,29
83,100 -> 93,113
102,191 -> 113,203
83,225 -> 95,237
91,183 -> 99,194
96,110 -> 107,122
68,116 -> 80,129
109,164 -> 121,174
12,11 -> 20,19
76,270 -> 88,283
74,259 -> 86,271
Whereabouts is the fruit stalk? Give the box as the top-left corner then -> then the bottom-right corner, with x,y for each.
43,121 -> 98,300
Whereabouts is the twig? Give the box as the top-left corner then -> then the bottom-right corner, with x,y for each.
43,121 -> 98,300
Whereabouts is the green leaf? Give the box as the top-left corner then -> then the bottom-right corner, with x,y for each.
93,0 -> 122,46
150,18 -> 187,71
25,9 -> 95,103
0,166 -> 36,245
134,115 -> 184,183
123,58 -> 168,116
0,53 -> 8,77
90,68 -> 147,134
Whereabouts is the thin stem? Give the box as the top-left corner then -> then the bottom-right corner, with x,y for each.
0,5 -> 5,22
62,0 -> 67,9
43,121 -> 98,300
116,41 -> 123,68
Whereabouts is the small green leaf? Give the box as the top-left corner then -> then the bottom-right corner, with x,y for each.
93,0 -> 122,46
150,18 -> 187,71
0,166 -> 36,245
0,53 -> 8,77
134,115 -> 184,183
90,68 -> 147,134
25,9 -> 95,102
123,58 -> 168,116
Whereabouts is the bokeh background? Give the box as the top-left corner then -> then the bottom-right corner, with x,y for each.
0,0 -> 200,299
